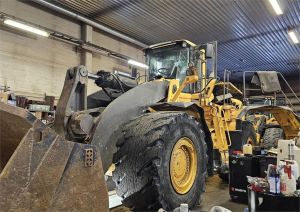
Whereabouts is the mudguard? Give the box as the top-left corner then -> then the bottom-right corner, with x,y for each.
238,105 -> 300,139
91,81 -> 169,172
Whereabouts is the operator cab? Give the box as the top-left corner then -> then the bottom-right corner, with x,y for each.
144,40 -> 217,93
144,40 -> 195,84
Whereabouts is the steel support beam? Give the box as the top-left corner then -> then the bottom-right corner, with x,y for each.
82,24 -> 93,71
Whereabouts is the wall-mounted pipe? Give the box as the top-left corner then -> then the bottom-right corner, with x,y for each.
30,0 -> 148,48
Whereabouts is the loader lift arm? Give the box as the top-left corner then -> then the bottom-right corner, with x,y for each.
0,65 -> 143,211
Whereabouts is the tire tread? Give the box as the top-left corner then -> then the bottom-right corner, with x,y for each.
112,112 -> 207,210
262,128 -> 284,149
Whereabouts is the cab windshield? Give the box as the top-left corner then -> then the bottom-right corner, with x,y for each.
147,46 -> 189,83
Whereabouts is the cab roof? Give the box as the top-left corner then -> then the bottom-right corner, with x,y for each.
145,40 -> 196,51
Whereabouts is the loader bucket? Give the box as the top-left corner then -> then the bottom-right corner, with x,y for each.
0,103 -> 108,211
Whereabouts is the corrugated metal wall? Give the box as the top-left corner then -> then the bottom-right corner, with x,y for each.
50,0 -> 299,81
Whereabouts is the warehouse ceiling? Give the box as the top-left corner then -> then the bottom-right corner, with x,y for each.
42,0 -> 299,81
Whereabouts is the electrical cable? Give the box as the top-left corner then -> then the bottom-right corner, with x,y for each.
102,87 -> 114,101
110,74 -> 125,92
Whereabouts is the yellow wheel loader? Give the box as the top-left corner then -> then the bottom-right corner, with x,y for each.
242,70 -> 300,150
1,40 -> 299,211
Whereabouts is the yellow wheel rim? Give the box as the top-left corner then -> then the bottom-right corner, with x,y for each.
170,137 -> 197,194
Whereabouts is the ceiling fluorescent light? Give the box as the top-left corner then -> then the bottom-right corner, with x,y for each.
4,19 -> 49,37
128,59 -> 149,69
268,0 -> 283,15
288,30 -> 299,44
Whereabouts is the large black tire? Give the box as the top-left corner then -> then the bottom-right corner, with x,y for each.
221,121 -> 257,182
262,128 -> 284,149
229,121 -> 257,154
241,121 -> 258,146
218,164 -> 229,182
112,112 -> 207,211
213,150 -> 229,182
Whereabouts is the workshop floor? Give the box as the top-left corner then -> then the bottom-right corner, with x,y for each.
111,175 -> 247,212
196,175 -> 246,211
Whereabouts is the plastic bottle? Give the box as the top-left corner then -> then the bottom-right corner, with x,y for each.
268,165 -> 280,194
287,160 -> 299,180
243,144 -> 253,155
278,160 -> 299,180
280,165 -> 296,196
287,143 -> 299,179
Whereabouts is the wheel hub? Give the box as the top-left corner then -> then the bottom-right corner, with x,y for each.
170,137 -> 197,194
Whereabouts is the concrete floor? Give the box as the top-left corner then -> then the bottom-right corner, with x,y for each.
111,175 -> 247,212
196,175 -> 246,211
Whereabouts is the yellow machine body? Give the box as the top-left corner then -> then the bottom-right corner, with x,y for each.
147,40 -> 300,159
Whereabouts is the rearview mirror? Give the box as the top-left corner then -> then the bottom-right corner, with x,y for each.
205,43 -> 214,59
